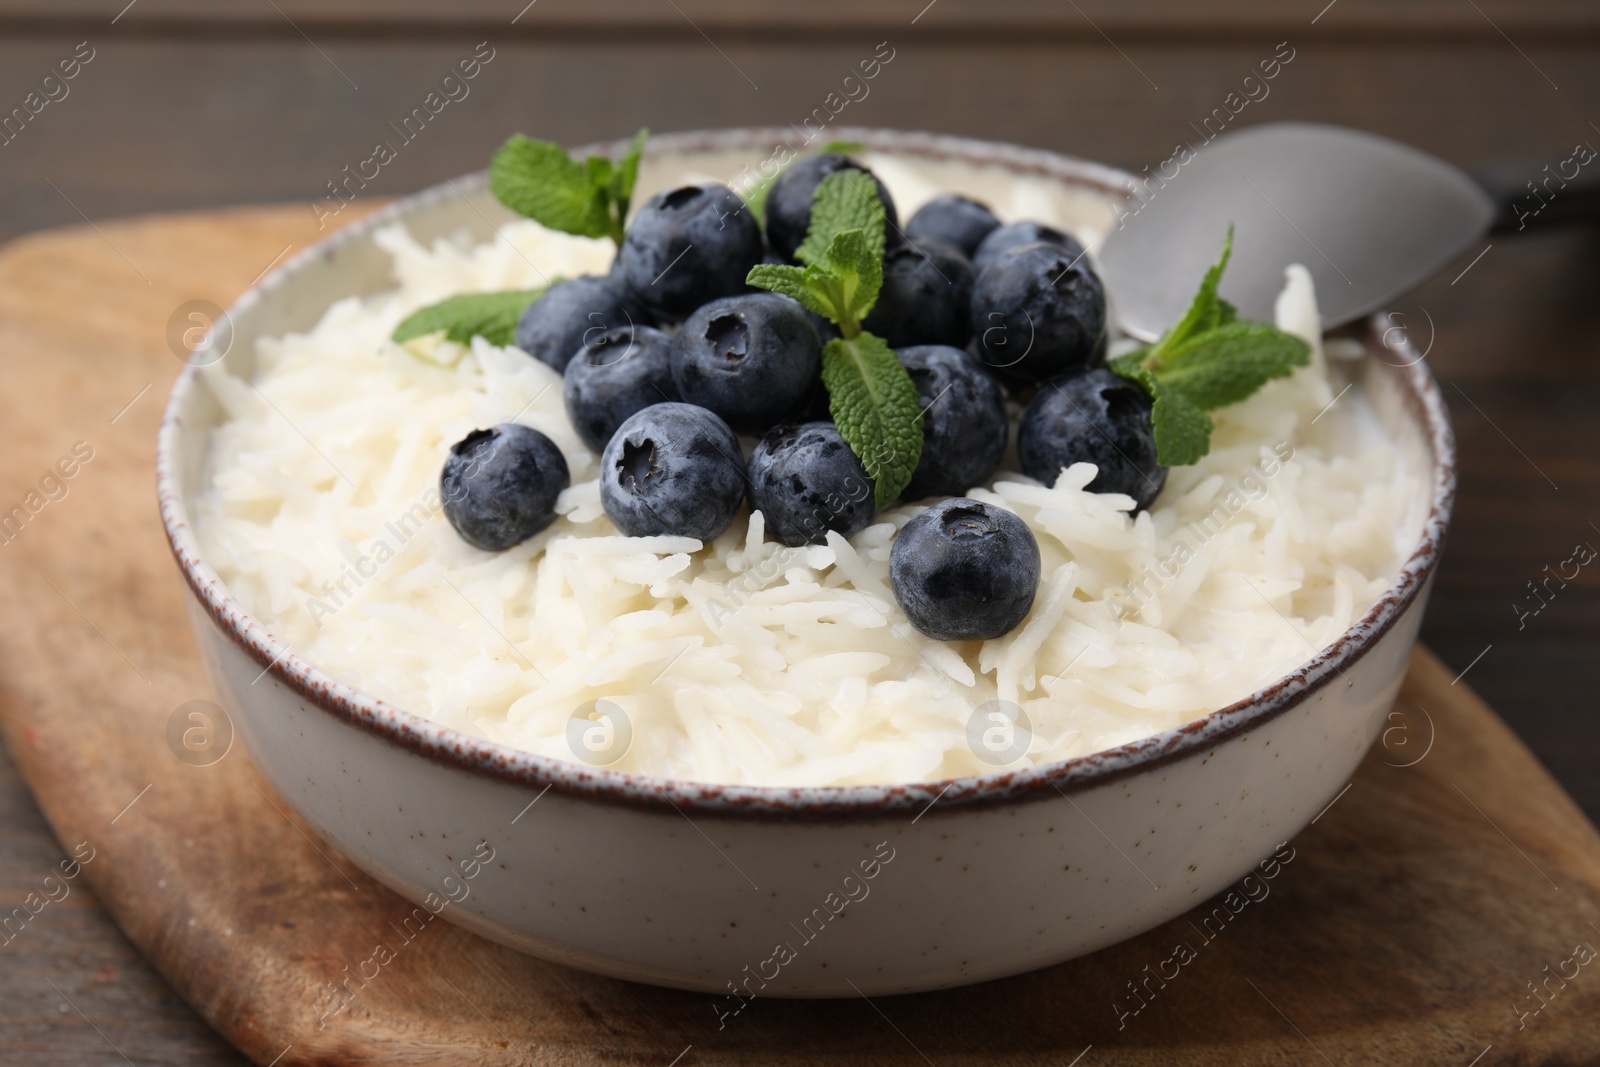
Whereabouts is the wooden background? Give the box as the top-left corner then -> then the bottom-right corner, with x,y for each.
1,0 -> 1597,1062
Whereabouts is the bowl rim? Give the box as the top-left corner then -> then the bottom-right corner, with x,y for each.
155,125 -> 1457,820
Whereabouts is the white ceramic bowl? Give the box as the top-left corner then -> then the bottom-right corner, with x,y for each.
157,128 -> 1454,997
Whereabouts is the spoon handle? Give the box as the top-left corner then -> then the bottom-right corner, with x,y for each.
1473,151 -> 1600,234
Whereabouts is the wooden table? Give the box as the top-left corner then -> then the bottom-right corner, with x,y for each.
1,2 -> 1597,1063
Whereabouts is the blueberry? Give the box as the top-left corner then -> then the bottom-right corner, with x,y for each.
671,293 -> 822,435
905,194 -> 1001,258
970,242 -> 1107,386
970,220 -> 1086,275
1018,367 -> 1167,511
599,403 -> 746,541
621,184 -> 764,320
563,325 -> 679,453
747,422 -> 876,546
440,424 -> 570,551
860,237 -> 975,349
897,345 -> 1009,499
890,498 -> 1041,641
765,153 -> 901,260
514,274 -> 646,373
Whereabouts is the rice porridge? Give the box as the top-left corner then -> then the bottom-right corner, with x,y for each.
192,150 -> 1426,787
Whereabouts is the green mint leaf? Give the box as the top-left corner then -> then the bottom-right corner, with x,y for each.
796,170 -> 888,267
1149,321 -> 1311,410
1115,225 -> 1313,467
745,263 -> 840,321
489,131 -> 650,246
817,140 -> 867,155
754,161 -> 916,495
1112,360 -> 1214,467
1151,225 -> 1235,362
822,332 -> 923,507
391,289 -> 544,348
824,228 -> 883,323
584,155 -> 614,196
610,127 -> 649,222
747,229 -> 882,330
490,135 -> 611,240
744,175 -> 775,226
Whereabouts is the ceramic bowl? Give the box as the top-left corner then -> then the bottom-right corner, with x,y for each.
156,127 -> 1455,997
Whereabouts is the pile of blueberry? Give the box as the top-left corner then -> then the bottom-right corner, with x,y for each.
440,151 -> 1165,641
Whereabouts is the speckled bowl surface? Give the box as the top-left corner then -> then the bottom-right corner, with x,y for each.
156,127 -> 1454,996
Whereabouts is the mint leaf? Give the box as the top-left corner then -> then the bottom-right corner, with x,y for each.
391,289 -> 544,348
610,127 -> 649,221
1112,361 -> 1214,468
744,175 -> 775,226
1144,321 -> 1310,410
822,333 -> 923,506
796,170 -> 888,267
490,136 -> 611,240
746,161 -> 918,500
817,140 -> 866,155
489,130 -> 649,247
745,229 -> 882,329
823,228 -> 883,323
1154,225 -> 1236,357
583,155 -> 614,197
1111,226 -> 1311,467
745,263 -> 838,321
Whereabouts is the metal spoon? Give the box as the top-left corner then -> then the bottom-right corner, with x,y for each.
1098,122 -> 1596,342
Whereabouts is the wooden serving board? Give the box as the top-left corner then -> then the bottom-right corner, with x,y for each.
3,206 -> 1600,1067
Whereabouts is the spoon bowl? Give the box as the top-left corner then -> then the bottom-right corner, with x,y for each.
1100,122 -> 1495,341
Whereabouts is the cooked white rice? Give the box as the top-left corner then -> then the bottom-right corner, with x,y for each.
193,155 -> 1425,787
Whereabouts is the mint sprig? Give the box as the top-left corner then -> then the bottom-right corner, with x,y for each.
745,170 -> 921,506
1111,228 -> 1311,466
489,128 -> 648,247
821,332 -> 924,506
746,227 -> 883,331
746,171 -> 889,337
391,288 -> 546,348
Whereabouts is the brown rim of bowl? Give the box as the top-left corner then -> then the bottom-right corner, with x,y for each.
155,126 -> 1456,821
